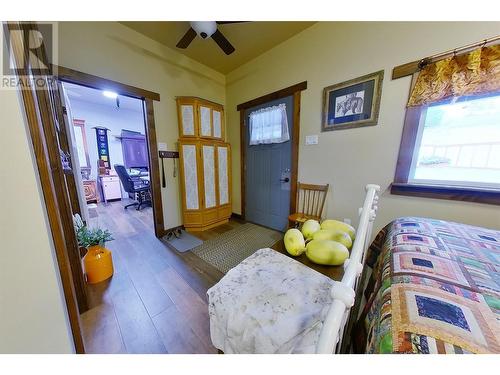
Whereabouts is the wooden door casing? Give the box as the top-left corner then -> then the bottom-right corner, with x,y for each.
7,22 -> 86,353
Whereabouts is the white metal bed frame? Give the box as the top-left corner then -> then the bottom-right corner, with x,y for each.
315,183 -> 380,353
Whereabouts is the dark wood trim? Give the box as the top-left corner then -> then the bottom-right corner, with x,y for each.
231,212 -> 244,220
236,81 -> 307,111
393,105 -> 424,183
238,82 -> 306,222
55,66 -> 165,240
34,79 -> 89,315
7,22 -> 85,353
391,183 -> 500,205
392,35 -> 500,80
143,99 -> 166,238
392,103 -> 500,205
239,110 -> 246,219
392,60 -> 421,80
159,151 -> 179,159
53,86 -> 82,217
290,91 -> 301,214
54,65 -> 160,101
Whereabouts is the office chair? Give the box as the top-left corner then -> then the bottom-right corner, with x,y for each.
114,164 -> 152,210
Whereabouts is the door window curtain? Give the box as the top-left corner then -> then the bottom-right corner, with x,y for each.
407,44 -> 500,107
249,104 -> 290,145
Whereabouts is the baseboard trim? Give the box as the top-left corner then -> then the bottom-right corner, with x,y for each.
231,213 -> 244,220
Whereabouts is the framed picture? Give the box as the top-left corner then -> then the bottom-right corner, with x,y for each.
322,70 -> 384,131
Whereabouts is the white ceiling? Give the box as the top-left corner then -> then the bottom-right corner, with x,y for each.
63,82 -> 144,113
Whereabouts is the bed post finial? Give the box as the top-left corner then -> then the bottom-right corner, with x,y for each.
365,184 -> 381,192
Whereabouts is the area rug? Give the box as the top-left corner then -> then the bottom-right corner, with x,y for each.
161,230 -> 203,253
191,223 -> 282,273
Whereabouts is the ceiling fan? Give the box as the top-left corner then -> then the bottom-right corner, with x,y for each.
176,21 -> 245,55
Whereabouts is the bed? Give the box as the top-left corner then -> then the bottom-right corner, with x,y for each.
353,217 -> 500,354
208,186 -> 500,354
208,184 -> 381,353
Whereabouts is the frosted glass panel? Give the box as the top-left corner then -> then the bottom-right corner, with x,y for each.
200,106 -> 211,136
218,146 -> 229,205
182,145 -> 199,209
181,105 -> 195,135
203,145 -> 216,208
213,110 -> 222,138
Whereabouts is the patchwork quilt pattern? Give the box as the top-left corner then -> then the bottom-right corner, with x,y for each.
354,217 -> 500,354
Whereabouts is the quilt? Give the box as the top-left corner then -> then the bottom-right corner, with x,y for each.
353,217 -> 500,354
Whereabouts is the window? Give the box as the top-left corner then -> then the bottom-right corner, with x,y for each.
409,93 -> 500,189
392,43 -> 500,205
249,104 -> 290,145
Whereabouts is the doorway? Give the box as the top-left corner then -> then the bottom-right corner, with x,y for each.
238,81 -> 307,232
61,82 -> 153,230
244,96 -> 293,231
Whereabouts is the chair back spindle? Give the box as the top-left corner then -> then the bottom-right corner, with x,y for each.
290,182 -> 329,228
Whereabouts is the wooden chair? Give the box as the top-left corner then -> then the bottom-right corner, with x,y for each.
288,182 -> 329,228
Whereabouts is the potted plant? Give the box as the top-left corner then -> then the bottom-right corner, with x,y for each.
74,215 -> 115,284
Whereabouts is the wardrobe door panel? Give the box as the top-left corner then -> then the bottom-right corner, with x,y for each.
217,145 -> 229,206
202,145 -> 216,209
213,109 -> 222,139
200,105 -> 212,137
180,104 -> 195,137
181,144 -> 199,210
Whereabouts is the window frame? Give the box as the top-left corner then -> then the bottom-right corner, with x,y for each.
391,103 -> 500,205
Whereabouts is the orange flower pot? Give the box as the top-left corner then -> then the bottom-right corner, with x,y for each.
83,245 -> 114,284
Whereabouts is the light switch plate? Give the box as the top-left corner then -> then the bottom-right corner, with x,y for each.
158,142 -> 167,151
305,135 -> 319,145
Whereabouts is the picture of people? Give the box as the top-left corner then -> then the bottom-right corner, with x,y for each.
334,91 -> 365,118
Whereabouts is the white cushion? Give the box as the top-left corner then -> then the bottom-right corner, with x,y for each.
207,248 -> 334,353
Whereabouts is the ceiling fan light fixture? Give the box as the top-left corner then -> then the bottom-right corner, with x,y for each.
190,21 -> 217,39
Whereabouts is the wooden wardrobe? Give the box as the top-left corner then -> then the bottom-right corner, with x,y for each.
177,97 -> 232,231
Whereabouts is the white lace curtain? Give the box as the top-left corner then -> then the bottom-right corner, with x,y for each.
249,104 -> 290,145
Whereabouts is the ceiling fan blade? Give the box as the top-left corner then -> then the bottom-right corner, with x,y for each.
176,27 -> 197,49
216,21 -> 248,25
211,29 -> 235,55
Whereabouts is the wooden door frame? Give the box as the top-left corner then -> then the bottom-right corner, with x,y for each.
54,65 -> 165,238
237,81 -> 307,220
8,20 -> 164,353
6,22 -> 86,353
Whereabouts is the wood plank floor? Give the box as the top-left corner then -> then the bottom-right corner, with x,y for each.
81,200 -> 242,354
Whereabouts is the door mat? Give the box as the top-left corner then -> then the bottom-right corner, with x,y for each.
162,230 -> 203,253
191,223 -> 282,273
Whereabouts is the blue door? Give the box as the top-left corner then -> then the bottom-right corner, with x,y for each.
245,96 -> 293,232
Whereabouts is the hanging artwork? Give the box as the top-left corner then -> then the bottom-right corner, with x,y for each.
322,70 -> 384,131
94,127 -> 111,169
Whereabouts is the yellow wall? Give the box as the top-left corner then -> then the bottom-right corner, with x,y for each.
226,22 -> 500,232
0,21 -> 226,353
57,22 -> 226,230
3,22 -> 500,352
0,88 -> 74,353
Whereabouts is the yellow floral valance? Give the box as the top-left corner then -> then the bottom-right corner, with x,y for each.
407,44 -> 500,106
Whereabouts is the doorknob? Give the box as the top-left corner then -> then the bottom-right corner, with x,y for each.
280,177 -> 290,183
